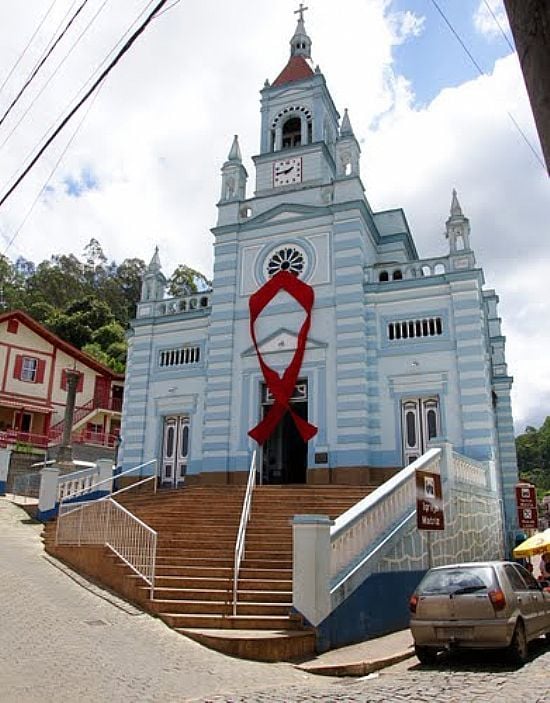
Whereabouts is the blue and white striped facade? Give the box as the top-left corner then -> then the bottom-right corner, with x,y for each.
119,17 -> 519,534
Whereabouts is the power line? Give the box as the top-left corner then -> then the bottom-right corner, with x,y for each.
0,0 -> 172,210
0,0 -> 90,130
0,0 -> 59,97
0,0 -> 155,193
0,0 -> 112,164
429,0 -> 546,173
481,0 -> 515,53
1,81 -> 105,258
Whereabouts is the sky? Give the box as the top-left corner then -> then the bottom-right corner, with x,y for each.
0,0 -> 548,433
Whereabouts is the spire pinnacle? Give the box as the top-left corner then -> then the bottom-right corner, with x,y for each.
340,108 -> 354,137
290,3 -> 312,58
227,135 -> 242,163
450,188 -> 463,218
148,246 -> 161,272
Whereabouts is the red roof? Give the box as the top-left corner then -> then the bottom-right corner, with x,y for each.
273,55 -> 314,87
0,310 -> 124,380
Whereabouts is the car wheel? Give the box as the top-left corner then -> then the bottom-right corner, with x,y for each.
508,621 -> 528,665
414,644 -> 439,665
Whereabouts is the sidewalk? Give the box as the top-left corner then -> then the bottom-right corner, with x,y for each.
296,629 -> 415,677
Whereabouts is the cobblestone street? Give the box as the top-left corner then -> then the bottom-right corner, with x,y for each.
1,498 -> 549,703
191,647 -> 550,703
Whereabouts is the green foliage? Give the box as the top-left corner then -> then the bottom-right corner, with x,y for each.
516,417 -> 550,493
168,264 -> 211,297
1,240 -> 207,374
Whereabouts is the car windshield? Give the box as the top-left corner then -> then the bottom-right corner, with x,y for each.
418,566 -> 496,595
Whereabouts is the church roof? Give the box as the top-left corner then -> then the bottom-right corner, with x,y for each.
273,54 -> 314,87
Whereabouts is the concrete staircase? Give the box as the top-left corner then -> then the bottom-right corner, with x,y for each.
44,484 -> 373,661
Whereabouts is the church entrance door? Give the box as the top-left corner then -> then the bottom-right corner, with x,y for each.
261,381 -> 308,484
160,415 -> 189,488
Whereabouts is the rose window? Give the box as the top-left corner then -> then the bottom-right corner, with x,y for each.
265,246 -> 307,278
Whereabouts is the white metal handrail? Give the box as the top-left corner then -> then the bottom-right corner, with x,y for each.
58,459 -> 157,507
56,497 -> 157,598
232,450 -> 257,616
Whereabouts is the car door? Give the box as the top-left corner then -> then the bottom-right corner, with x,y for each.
503,564 -> 544,639
515,563 -> 550,637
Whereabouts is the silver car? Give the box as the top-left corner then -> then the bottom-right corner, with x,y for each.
409,561 -> 550,664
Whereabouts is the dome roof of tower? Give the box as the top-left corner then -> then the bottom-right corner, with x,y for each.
273,55 -> 314,87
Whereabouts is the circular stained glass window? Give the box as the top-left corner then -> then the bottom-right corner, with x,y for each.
264,245 -> 307,278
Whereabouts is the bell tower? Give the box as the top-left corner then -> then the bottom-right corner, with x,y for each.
253,5 -> 341,194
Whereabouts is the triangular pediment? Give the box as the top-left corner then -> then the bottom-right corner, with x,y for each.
242,328 -> 326,357
242,203 -> 329,229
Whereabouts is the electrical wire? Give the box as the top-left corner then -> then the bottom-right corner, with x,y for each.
481,0 -> 515,53
153,0 -> 181,20
1,81 -> 105,258
0,0 -> 90,130
0,0 -> 59,98
0,0 -> 172,211
0,0 -> 156,193
429,0 -> 546,172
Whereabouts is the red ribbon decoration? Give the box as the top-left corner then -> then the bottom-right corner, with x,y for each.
248,270 -> 318,445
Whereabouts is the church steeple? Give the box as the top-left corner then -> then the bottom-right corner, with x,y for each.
445,189 -> 471,253
141,247 -> 166,302
220,134 -> 248,202
444,189 -> 476,270
290,4 -> 312,59
336,108 -> 361,178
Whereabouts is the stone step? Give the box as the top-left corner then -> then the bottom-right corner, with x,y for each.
160,612 -> 300,630
155,565 -> 291,580
176,628 -> 316,663
152,575 -> 292,591
147,587 -> 292,603
150,599 -> 291,616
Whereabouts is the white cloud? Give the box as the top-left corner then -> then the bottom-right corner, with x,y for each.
0,0 -> 547,433
474,0 -> 511,40
389,10 -> 426,45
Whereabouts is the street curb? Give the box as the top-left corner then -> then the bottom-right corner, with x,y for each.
296,647 -> 415,677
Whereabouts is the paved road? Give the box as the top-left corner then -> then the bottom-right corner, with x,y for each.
192,646 -> 550,702
1,498 -> 549,703
0,499 -> 329,703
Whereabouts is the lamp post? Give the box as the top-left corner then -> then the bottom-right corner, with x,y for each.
56,368 -> 82,466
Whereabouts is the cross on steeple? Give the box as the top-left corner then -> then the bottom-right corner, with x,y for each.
294,3 -> 308,22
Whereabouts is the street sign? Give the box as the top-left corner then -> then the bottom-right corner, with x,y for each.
515,482 -> 538,529
515,483 -> 537,509
416,469 -> 444,531
517,507 -> 538,530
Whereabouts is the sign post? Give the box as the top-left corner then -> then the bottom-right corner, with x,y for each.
515,482 -> 538,530
416,468 -> 445,569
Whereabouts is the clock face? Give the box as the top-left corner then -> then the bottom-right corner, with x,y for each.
273,157 -> 302,187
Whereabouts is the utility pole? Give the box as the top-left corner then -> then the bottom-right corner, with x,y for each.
503,0 -> 550,174
56,369 -> 82,467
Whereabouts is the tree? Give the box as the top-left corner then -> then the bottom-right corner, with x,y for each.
516,417 -> 550,493
168,264 -> 211,297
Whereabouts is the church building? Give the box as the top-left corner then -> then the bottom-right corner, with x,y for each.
119,9 -> 519,537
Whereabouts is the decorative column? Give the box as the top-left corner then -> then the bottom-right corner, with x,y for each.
56,369 -> 82,466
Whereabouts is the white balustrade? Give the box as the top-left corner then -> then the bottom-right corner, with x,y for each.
57,467 -> 99,501
452,452 -> 487,488
329,449 -> 441,582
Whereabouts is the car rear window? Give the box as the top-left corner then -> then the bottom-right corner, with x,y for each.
418,566 -> 496,595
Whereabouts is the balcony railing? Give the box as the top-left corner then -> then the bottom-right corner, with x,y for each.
0,429 -> 49,449
0,427 -> 118,450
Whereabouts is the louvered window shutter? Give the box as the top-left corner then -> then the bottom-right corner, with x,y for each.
35,359 -> 46,383
13,355 -> 23,379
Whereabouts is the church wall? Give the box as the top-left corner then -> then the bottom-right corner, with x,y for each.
120,314 -> 209,474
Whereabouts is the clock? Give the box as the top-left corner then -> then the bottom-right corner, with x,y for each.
273,157 -> 302,187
